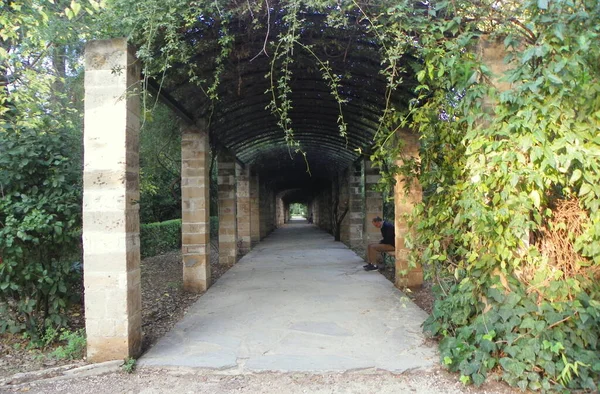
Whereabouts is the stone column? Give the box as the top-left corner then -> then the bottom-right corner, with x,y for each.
218,152 -> 237,265
276,196 -> 285,226
249,170 -> 260,246
348,160 -> 365,252
320,187 -> 333,233
83,38 -> 141,362
364,159 -> 383,244
339,168 -> 351,244
181,125 -> 211,292
394,131 -> 423,288
259,182 -> 268,239
271,191 -> 277,232
236,163 -> 251,256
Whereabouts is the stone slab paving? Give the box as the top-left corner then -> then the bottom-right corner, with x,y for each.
139,222 -> 437,373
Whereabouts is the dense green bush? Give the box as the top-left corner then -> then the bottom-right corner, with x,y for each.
140,217 -> 218,258
139,105 -> 182,223
140,219 -> 182,258
0,127 -> 82,336
371,1 -> 600,391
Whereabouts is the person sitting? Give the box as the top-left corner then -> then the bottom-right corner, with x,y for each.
364,216 -> 395,271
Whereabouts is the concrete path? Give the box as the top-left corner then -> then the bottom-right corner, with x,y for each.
139,222 -> 437,373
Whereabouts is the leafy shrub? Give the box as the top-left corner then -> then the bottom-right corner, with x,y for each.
49,328 -> 86,360
122,357 -> 136,373
140,217 -> 218,258
140,219 -> 181,258
0,126 -> 82,337
370,1 -> 600,391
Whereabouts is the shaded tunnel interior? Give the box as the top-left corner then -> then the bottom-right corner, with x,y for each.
147,8 -> 417,215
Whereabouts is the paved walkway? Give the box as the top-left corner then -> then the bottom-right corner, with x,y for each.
139,222 -> 437,372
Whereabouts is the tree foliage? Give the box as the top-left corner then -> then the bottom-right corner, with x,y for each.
0,0 -> 98,336
139,104 -> 182,223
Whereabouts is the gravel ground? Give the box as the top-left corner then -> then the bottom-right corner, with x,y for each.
2,367 -> 518,394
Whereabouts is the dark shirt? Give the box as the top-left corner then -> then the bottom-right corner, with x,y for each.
380,221 -> 395,246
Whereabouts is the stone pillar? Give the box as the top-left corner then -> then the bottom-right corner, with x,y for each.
339,169 -> 351,244
477,37 -> 513,111
364,159 -> 384,244
259,184 -> 276,237
259,182 -> 268,239
249,170 -> 260,246
312,199 -> 319,226
218,152 -> 237,265
348,160 -> 365,252
181,125 -> 211,292
320,187 -> 333,233
83,38 -> 141,362
276,196 -> 285,226
268,189 -> 276,232
236,163 -> 251,256
395,131 -> 423,288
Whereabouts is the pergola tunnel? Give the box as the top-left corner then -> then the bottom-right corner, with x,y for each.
81,30 -> 509,361
82,39 -> 423,362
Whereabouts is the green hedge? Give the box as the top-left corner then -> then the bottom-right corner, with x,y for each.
140,217 -> 218,259
140,219 -> 181,258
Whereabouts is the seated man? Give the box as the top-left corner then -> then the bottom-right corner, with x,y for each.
364,216 -> 395,271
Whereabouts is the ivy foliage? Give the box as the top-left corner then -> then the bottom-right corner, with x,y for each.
363,0 -> 600,391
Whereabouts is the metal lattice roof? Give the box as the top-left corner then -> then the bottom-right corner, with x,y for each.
149,8 -> 416,198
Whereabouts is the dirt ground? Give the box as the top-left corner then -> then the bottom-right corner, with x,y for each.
2,367 -> 519,394
0,241 -> 226,381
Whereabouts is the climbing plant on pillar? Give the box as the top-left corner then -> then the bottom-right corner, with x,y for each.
366,0 -> 600,391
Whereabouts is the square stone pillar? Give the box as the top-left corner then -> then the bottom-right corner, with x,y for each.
339,168 -> 351,244
236,163 -> 251,256
249,170 -> 260,246
260,185 -> 276,237
311,199 -> 319,226
348,160 -> 365,252
218,152 -> 237,265
270,189 -> 277,232
395,131 -> 423,288
276,195 -> 285,227
181,125 -> 211,292
83,38 -> 142,362
364,159 -> 384,244
259,182 -> 269,239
